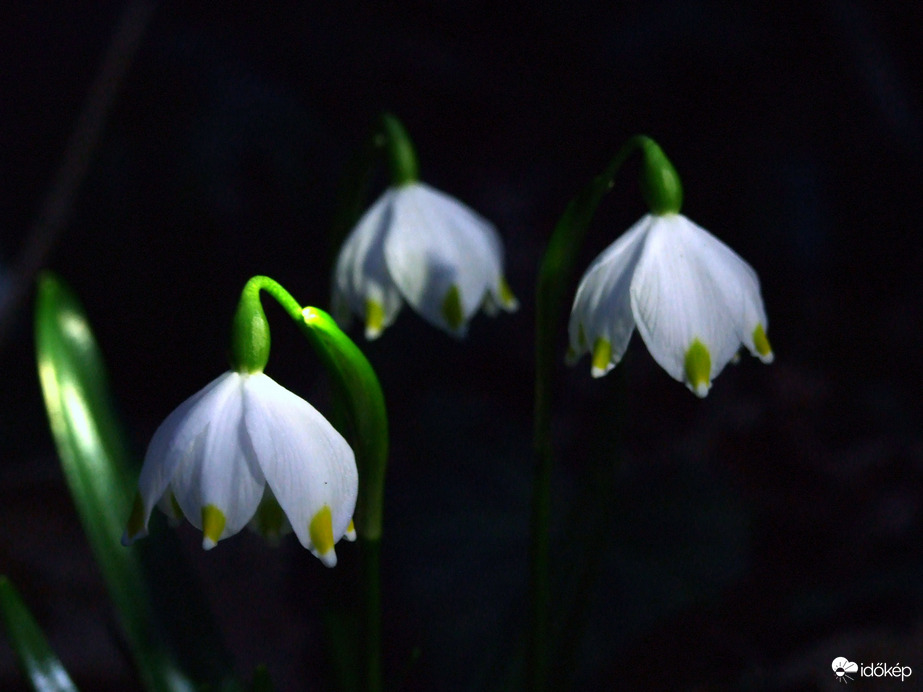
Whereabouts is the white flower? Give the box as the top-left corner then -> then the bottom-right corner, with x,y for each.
567,213 -> 773,396
122,371 -> 358,566
332,182 -> 518,338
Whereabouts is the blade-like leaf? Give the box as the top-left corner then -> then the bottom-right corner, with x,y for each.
300,306 -> 388,541
34,273 -> 237,692
300,305 -> 387,692
0,576 -> 79,692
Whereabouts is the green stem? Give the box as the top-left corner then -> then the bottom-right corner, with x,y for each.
529,135 -> 664,691
299,305 -> 388,692
361,537 -> 382,692
236,275 -> 304,325
549,365 -> 627,689
235,278 -> 389,692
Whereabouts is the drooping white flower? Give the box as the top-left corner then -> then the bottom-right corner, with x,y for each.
567,213 -> 773,396
332,182 -> 518,338
122,371 -> 357,566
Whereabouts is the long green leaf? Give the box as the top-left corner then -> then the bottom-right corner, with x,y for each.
34,273 -> 207,692
300,305 -> 388,692
0,576 -> 79,692
300,306 -> 388,541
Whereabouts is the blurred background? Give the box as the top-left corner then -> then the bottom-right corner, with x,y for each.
1,1 -> 921,690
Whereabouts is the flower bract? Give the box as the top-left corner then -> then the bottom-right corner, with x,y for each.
332,182 -> 518,338
567,213 -> 773,396
122,371 -> 357,566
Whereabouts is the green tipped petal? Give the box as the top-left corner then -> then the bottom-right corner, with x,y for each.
753,323 -> 774,363
441,284 -> 465,332
310,505 -> 336,567
684,339 -> 712,397
201,505 -> 226,550
365,299 -> 385,339
591,337 -> 614,378
498,276 -> 518,310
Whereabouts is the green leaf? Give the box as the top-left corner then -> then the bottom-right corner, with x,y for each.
300,306 -> 389,542
0,576 -> 79,692
34,273 -> 237,692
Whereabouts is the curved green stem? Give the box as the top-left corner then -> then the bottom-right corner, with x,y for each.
235,275 -> 304,325
235,277 -> 388,539
235,278 -> 389,692
530,135 -> 678,690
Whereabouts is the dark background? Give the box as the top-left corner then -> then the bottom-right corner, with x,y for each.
1,1 -> 922,690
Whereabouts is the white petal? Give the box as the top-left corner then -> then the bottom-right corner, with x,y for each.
630,215 -> 743,388
567,216 -> 650,369
384,183 -> 503,335
169,373 -> 265,547
242,374 -> 358,564
333,190 -> 404,338
133,372 -> 239,535
685,221 -> 772,362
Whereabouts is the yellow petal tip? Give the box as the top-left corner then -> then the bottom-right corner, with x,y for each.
345,519 -> 357,542
365,299 -> 385,339
752,323 -> 774,363
498,276 -> 519,311
310,505 -> 336,567
201,504 -> 226,550
684,339 -> 712,397
591,337 -> 614,378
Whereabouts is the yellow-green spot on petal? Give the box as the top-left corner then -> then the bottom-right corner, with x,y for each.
441,284 -> 464,332
345,519 -> 357,542
309,505 -> 335,558
124,492 -> 145,541
684,339 -> 712,397
365,299 -> 385,339
564,345 -> 578,366
591,337 -> 613,378
753,323 -> 774,363
498,276 -> 518,309
201,504 -> 226,550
